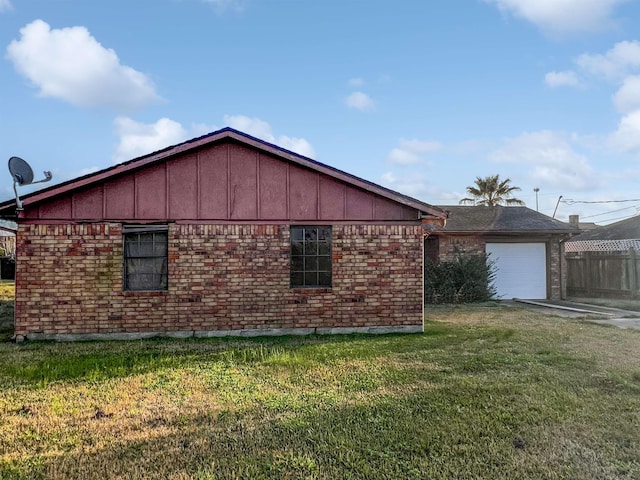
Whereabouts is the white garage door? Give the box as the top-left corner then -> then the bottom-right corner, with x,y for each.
485,243 -> 547,299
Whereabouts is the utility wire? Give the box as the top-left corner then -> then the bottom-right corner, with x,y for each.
581,205 -> 640,219
594,212 -> 640,224
562,198 -> 640,205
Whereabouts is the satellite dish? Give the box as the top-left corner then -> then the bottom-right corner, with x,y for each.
9,156 -> 34,186
8,156 -> 52,210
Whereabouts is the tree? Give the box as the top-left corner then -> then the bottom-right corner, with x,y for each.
459,174 -> 525,207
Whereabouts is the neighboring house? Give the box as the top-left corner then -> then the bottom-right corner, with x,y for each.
0,127 -> 447,341
425,206 -> 579,300
0,229 -> 15,280
565,215 -> 640,298
565,215 -> 640,252
0,221 -> 16,280
0,230 -> 16,280
567,215 -> 598,232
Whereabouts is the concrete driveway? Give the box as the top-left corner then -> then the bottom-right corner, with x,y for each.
508,298 -> 640,331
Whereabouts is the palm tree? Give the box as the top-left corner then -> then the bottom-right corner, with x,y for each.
459,174 -> 525,206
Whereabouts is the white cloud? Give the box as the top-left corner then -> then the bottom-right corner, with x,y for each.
0,0 -> 12,12
387,138 -> 442,165
486,0 -> 628,35
608,110 -> 640,152
200,0 -> 245,13
489,130 -> 601,190
545,70 -> 581,88
113,117 -> 188,163
380,171 -> 457,204
224,115 -> 272,140
348,77 -> 364,87
223,114 -> 316,158
613,75 -> 640,113
563,42 -> 640,149
345,91 -> 375,111
6,20 -> 160,110
113,114 -> 317,163
575,41 -> 640,80
276,136 -> 316,158
380,171 -> 429,199
387,149 -> 422,165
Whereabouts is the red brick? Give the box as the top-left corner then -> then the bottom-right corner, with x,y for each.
14,223 -> 424,336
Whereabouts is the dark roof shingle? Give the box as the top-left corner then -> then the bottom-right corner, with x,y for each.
570,215 -> 640,241
436,205 -> 578,233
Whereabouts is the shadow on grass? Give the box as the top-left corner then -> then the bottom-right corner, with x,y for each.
2,377 -> 627,480
0,330 -> 13,344
0,390 -> 511,479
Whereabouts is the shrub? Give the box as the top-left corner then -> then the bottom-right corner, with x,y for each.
425,254 -> 496,304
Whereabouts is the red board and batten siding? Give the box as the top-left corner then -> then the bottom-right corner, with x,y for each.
25,143 -> 417,223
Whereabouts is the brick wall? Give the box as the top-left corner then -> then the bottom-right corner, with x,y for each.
15,223 -> 423,338
549,240 -> 562,300
437,234 -> 485,262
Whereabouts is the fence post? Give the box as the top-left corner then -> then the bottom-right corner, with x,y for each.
630,248 -> 638,299
585,251 -> 592,296
560,241 -> 567,299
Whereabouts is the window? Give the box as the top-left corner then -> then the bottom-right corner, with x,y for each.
123,226 -> 168,291
290,226 -> 332,288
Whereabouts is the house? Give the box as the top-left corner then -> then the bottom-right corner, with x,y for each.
567,214 -> 598,232
0,221 -> 16,280
425,206 -> 579,300
565,214 -> 640,252
565,215 -> 640,298
0,127 -> 447,341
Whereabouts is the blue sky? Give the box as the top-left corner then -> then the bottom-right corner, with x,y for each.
2,0 -> 640,224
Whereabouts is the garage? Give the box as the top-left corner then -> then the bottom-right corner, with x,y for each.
486,242 -> 547,299
429,206 -> 578,301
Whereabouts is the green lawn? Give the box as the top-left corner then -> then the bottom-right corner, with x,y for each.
0,282 -> 14,338
0,288 -> 639,479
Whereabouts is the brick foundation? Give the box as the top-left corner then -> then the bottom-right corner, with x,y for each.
15,223 -> 424,339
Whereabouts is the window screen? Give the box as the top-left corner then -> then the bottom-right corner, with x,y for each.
123,227 -> 168,291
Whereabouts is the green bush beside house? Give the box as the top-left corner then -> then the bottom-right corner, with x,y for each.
425,254 -> 496,304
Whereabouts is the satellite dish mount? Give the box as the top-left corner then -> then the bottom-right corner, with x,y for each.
8,156 -> 52,211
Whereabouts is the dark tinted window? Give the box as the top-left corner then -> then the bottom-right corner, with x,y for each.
290,226 -> 332,288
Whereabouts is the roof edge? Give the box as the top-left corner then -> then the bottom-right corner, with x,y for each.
0,127 -> 446,219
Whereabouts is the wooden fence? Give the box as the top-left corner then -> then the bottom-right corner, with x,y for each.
566,249 -> 640,298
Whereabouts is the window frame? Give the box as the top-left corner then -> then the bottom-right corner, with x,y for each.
122,225 -> 169,292
290,225 -> 332,288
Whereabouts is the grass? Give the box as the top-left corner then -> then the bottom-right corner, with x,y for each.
0,282 -> 14,340
0,290 -> 639,479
